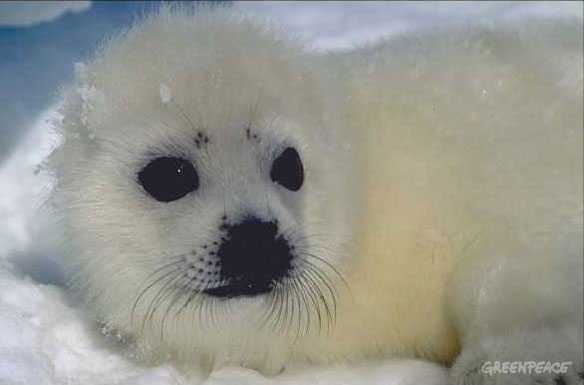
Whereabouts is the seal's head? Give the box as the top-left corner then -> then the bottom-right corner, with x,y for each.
53,7 -> 356,370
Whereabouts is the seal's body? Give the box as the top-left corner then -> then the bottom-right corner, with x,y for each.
53,7 -> 583,384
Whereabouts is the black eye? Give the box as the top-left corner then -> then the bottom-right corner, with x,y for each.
270,147 -> 304,191
138,157 -> 199,202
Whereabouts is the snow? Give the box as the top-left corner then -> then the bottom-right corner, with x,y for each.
159,83 -> 172,105
73,62 -> 105,140
0,264 -> 179,385
1,2 -> 581,385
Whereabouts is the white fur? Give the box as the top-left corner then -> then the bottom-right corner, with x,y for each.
52,5 -> 583,384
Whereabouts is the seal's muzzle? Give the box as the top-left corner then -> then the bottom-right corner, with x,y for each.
204,217 -> 293,298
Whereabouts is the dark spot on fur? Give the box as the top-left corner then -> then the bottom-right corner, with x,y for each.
245,126 -> 260,142
194,131 -> 210,149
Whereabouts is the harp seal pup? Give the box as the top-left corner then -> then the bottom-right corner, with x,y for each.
52,7 -> 583,384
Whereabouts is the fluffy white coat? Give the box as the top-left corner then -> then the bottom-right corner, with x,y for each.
52,6 -> 583,384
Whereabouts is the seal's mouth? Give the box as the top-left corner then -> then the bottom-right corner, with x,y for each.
203,278 -> 274,298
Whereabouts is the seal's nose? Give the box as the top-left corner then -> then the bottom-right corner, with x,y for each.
205,217 -> 292,298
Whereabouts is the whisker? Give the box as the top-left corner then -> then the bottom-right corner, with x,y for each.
296,249 -> 350,293
160,284 -> 190,340
282,279 -> 293,336
189,289 -> 208,330
256,286 -> 276,332
291,277 -> 308,341
290,278 -> 303,341
302,261 -> 337,332
173,285 -> 201,321
141,271 -> 183,333
297,276 -> 313,339
297,272 -> 323,334
131,263 -> 182,325
302,260 -> 338,315
303,266 -> 332,333
272,279 -> 287,334
287,279 -> 299,339
172,290 -> 195,320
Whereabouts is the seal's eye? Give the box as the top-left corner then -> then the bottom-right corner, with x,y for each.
138,157 -> 199,202
270,147 -> 304,191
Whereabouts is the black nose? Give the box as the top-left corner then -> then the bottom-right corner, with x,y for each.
204,217 -> 292,298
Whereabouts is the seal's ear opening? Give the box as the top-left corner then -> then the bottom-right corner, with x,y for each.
270,147 -> 304,191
